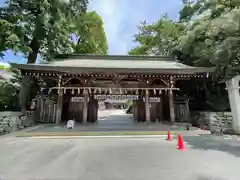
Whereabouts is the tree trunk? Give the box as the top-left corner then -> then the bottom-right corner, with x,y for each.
27,37 -> 40,64
20,37 -> 40,113
20,75 -> 31,113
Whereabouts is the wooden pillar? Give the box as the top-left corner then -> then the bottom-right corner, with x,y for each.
145,89 -> 150,122
56,75 -> 63,124
169,76 -> 175,124
82,89 -> 88,123
87,93 -> 98,123
95,98 -> 99,123
56,89 -> 63,124
133,100 -> 138,121
168,89 -> 175,123
159,90 -> 163,121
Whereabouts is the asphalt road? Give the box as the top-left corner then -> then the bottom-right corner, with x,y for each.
0,134 -> 240,180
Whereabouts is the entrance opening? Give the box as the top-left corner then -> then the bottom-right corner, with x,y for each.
61,78 -> 84,123
95,91 -> 133,127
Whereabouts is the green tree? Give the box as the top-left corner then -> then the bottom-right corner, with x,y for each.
129,16 -> 184,56
0,82 -> 20,110
176,1 -> 240,75
131,0 -> 240,76
0,19 -> 25,58
129,0 -> 240,111
0,0 -> 88,63
179,0 -> 202,22
73,11 -> 108,55
0,67 -> 20,111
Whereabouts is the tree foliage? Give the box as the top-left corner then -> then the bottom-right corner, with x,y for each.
129,0 -> 240,110
130,0 -> 240,74
73,11 -> 108,55
0,19 -> 21,57
129,17 -> 184,56
0,67 -> 21,111
0,0 -> 88,63
0,82 -> 20,110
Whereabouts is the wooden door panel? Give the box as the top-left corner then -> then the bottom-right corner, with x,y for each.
68,102 -> 84,122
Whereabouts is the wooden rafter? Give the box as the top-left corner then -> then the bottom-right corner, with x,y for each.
22,71 -> 208,80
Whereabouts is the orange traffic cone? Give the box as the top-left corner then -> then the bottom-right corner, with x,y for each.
177,134 -> 184,150
166,131 -> 172,141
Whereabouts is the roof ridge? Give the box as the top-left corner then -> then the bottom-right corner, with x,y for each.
54,54 -> 176,61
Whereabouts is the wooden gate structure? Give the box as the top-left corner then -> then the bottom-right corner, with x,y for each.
12,55 -> 214,124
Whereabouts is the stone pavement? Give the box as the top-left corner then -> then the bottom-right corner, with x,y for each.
20,109 -> 206,136
0,134 -> 240,180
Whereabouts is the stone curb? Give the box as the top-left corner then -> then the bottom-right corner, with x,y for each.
16,131 -> 173,137
16,129 -> 209,137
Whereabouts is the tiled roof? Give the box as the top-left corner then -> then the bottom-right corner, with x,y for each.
11,54 -> 215,74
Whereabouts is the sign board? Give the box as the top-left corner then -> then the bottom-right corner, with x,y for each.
150,97 -> 161,102
92,95 -> 160,102
71,97 -> 84,102
143,97 -> 161,102
94,95 -> 138,101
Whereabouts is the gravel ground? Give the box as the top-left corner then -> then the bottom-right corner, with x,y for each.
0,134 -> 240,180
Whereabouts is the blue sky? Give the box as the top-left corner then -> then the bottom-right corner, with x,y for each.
0,0 -> 182,65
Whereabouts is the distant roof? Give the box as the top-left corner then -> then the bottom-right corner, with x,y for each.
11,54 -> 215,74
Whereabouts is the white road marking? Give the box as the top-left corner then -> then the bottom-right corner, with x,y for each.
7,141 -> 16,144
224,137 -> 233,140
27,135 -> 168,139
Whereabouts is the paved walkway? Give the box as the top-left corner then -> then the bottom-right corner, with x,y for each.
22,109 -> 204,135
96,109 -> 136,128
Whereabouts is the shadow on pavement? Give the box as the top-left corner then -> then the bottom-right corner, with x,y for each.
197,175 -> 228,180
27,113 -> 190,132
183,134 -> 240,157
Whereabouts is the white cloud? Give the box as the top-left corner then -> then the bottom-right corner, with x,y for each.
88,0 -> 182,55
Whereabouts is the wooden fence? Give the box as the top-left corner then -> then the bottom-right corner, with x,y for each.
174,98 -> 190,122
33,95 -> 57,123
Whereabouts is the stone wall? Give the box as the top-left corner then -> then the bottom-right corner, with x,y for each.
0,111 -> 32,134
191,111 -> 233,134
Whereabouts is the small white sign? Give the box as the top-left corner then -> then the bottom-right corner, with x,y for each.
67,119 -> 75,129
150,97 -> 161,102
143,97 -> 161,102
94,95 -> 138,101
71,97 -> 84,102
